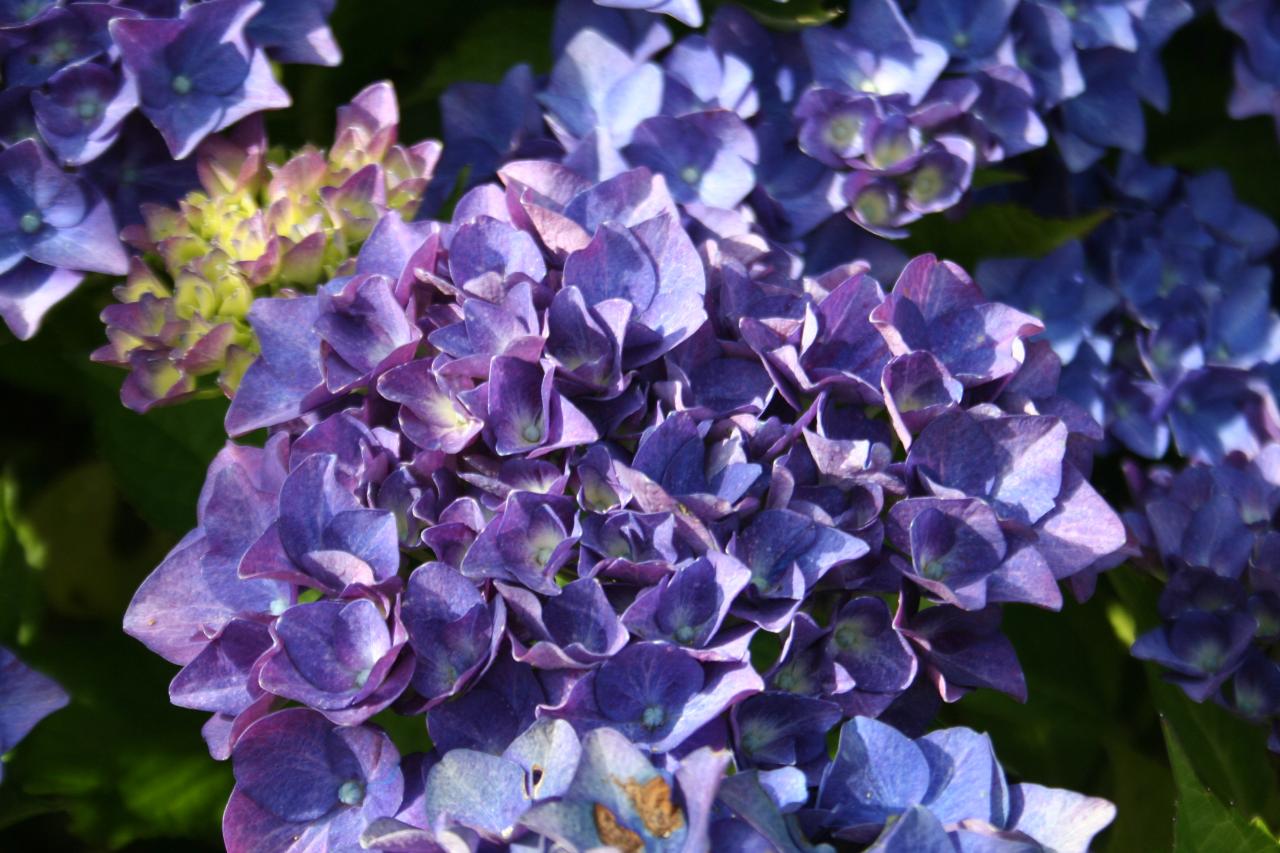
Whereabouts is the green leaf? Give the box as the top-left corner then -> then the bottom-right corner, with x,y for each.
902,204 -> 1110,270
23,462 -> 171,621
1164,719 -> 1280,853
83,364 -> 227,534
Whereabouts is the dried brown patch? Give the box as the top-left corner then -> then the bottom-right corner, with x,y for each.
618,776 -> 685,839
593,803 -> 643,853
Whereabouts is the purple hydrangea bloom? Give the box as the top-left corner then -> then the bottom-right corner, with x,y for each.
0,0 -> 339,339
812,716 -> 1115,848
0,647 -> 68,781
972,160 -> 1280,747
1124,446 -> 1280,737
400,562 -> 505,708
0,138 -> 128,277
124,436 -> 293,669
410,0 -> 1200,249
224,708 -> 404,852
0,138 -> 127,337
258,597 -> 413,725
521,726 -> 726,850
593,0 -> 703,28
119,73 -> 1131,845
1216,0 -> 1280,135
544,641 -> 764,752
110,0 -> 290,159
247,0 -> 340,67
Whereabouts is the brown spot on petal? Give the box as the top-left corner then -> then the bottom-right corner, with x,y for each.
618,776 -> 685,839
593,803 -> 643,853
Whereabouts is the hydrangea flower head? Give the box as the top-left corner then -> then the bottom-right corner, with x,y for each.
94,83 -> 441,412
119,136 -> 1129,846
0,138 -> 128,337
0,0 -> 339,340
110,0 -> 291,159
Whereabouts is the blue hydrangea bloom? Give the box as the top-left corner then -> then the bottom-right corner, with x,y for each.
0,647 -> 68,782
0,0 -> 339,339
115,18 -> 1137,844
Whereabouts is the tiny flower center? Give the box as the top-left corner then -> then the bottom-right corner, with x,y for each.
871,135 -> 914,169
19,210 -> 41,234
533,545 -> 554,567
337,780 -> 365,806
953,31 -> 970,49
739,725 -> 768,753
826,115 -> 859,146
353,667 -> 372,688
50,37 -> 74,62
921,559 -> 947,580
171,74 -> 193,95
522,422 -> 542,443
1234,683 -> 1263,717
673,624 -> 696,645
1191,641 -> 1224,673
834,621 -> 868,651
911,165 -> 944,203
269,597 -> 288,616
679,165 -> 701,185
76,98 -> 101,121
854,189 -> 891,226
641,705 -> 666,729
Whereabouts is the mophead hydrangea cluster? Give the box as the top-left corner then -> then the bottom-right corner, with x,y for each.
0,0 -> 338,340
971,154 -> 1280,746
980,155 -> 1280,466
29,0 -> 1264,848
1126,449 -> 1280,749
121,139 -> 1127,848
443,0 -> 1196,245
94,82 -> 442,412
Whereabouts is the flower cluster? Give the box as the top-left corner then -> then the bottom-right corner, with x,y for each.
980,157 -> 1280,466
0,0 -> 339,340
1127,448 -> 1280,750
123,153 -> 1126,849
229,711 -> 1115,852
0,647 -> 68,781
974,155 -> 1280,745
1216,0 -> 1280,135
441,0 -> 1194,243
93,82 -> 442,413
